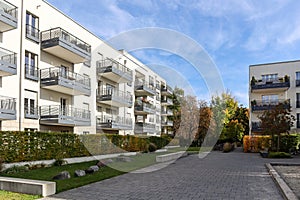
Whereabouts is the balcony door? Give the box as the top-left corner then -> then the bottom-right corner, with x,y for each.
60,98 -> 67,115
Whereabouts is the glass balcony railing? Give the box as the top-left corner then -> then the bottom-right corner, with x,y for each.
0,46 -> 17,77
134,80 -> 155,96
0,0 -> 18,32
251,77 -> 290,91
25,64 -> 39,81
251,99 -> 290,111
96,115 -> 132,130
26,24 -> 40,43
134,122 -> 156,134
0,95 -> 16,120
96,88 -> 132,107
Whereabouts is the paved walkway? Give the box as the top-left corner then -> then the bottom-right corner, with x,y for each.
43,148 -> 300,200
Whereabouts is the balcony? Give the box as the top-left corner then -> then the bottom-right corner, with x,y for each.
161,120 -> 173,127
251,122 -> 263,133
0,96 -> 16,120
97,59 -> 133,83
161,85 -> 173,96
251,77 -> 290,93
40,105 -> 91,126
134,102 -> 155,115
134,122 -> 156,134
161,109 -> 173,116
96,89 -> 132,107
161,98 -> 173,105
0,47 -> 17,77
41,27 -> 91,63
40,67 -> 91,96
96,115 -> 132,130
134,80 -> 155,96
0,0 -> 17,32
26,24 -> 39,43
25,64 -> 39,81
251,99 -> 290,112
25,106 -> 39,119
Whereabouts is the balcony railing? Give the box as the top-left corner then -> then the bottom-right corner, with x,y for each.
97,59 -> 133,83
134,122 -> 156,134
26,24 -> 40,43
134,80 -> 155,96
161,98 -> 173,105
96,115 -> 132,130
251,122 -> 263,132
41,27 -> 91,63
161,120 -> 173,126
0,0 -> 17,32
40,67 -> 91,96
161,109 -> 173,116
161,85 -> 173,95
251,77 -> 290,91
134,102 -> 156,115
0,95 -> 16,120
251,99 -> 290,111
25,106 -> 39,119
0,47 -> 17,77
25,64 -> 39,81
40,105 -> 91,126
96,88 -> 132,107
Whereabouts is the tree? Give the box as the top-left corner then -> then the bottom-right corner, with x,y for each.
193,100 -> 213,146
258,103 -> 295,151
168,87 -> 184,137
176,95 -> 199,146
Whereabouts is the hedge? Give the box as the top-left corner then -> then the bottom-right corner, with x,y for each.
0,132 -> 172,163
243,134 -> 300,153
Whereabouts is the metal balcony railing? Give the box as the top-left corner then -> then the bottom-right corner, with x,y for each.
41,27 -> 91,54
161,109 -> 173,115
97,88 -> 132,104
26,24 -> 40,43
40,67 -> 91,88
134,102 -> 156,114
0,95 -> 16,120
25,64 -> 39,81
97,115 -> 132,126
0,0 -> 18,32
251,77 -> 290,90
40,105 -> 91,120
161,85 -> 173,94
135,122 -> 156,133
0,0 -> 17,18
134,80 -> 155,95
97,58 -> 133,80
251,99 -> 290,111
24,106 -> 39,119
161,98 -> 173,105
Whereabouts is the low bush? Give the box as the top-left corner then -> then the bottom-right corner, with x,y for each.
3,165 -> 29,174
53,159 -> 68,166
223,142 -> 233,153
148,143 -> 157,152
268,152 -> 292,158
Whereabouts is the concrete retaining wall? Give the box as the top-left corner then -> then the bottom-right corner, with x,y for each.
156,151 -> 187,162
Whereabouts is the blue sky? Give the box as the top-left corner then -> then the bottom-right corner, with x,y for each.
47,0 -> 300,107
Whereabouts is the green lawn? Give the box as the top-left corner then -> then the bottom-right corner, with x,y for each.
0,190 -> 40,200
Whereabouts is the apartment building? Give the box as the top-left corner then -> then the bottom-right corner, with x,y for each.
249,60 -> 300,135
0,0 -> 173,136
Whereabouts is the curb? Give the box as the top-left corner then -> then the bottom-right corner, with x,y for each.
265,163 -> 298,200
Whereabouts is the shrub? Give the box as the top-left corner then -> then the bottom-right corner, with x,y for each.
223,142 -> 233,153
148,143 -> 157,152
53,159 -> 68,166
0,157 -> 3,172
268,152 -> 292,158
243,135 -> 271,153
3,165 -> 29,174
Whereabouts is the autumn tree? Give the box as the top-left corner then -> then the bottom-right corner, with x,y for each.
176,95 -> 199,146
259,103 -> 294,151
168,87 -> 184,137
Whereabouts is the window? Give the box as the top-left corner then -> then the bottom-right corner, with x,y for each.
296,72 -> 300,87
25,51 -> 38,80
26,12 -> 39,42
24,90 -> 38,119
262,74 -> 278,82
149,76 -> 154,87
297,93 -> 300,108
262,95 -> 278,105
97,106 -> 102,112
106,84 -> 115,95
297,114 -> 300,128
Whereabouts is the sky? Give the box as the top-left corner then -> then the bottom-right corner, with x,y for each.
47,0 -> 300,107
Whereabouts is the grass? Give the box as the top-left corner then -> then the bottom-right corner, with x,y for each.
0,190 -> 40,200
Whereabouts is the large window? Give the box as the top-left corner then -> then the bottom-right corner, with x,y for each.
25,51 -> 38,80
26,12 -> 39,42
24,90 -> 38,119
262,74 -> 278,82
297,113 -> 300,128
296,72 -> 300,87
262,94 -> 278,104
297,93 -> 300,108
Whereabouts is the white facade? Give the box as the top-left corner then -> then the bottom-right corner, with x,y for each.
249,60 -> 300,135
0,0 -> 173,135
